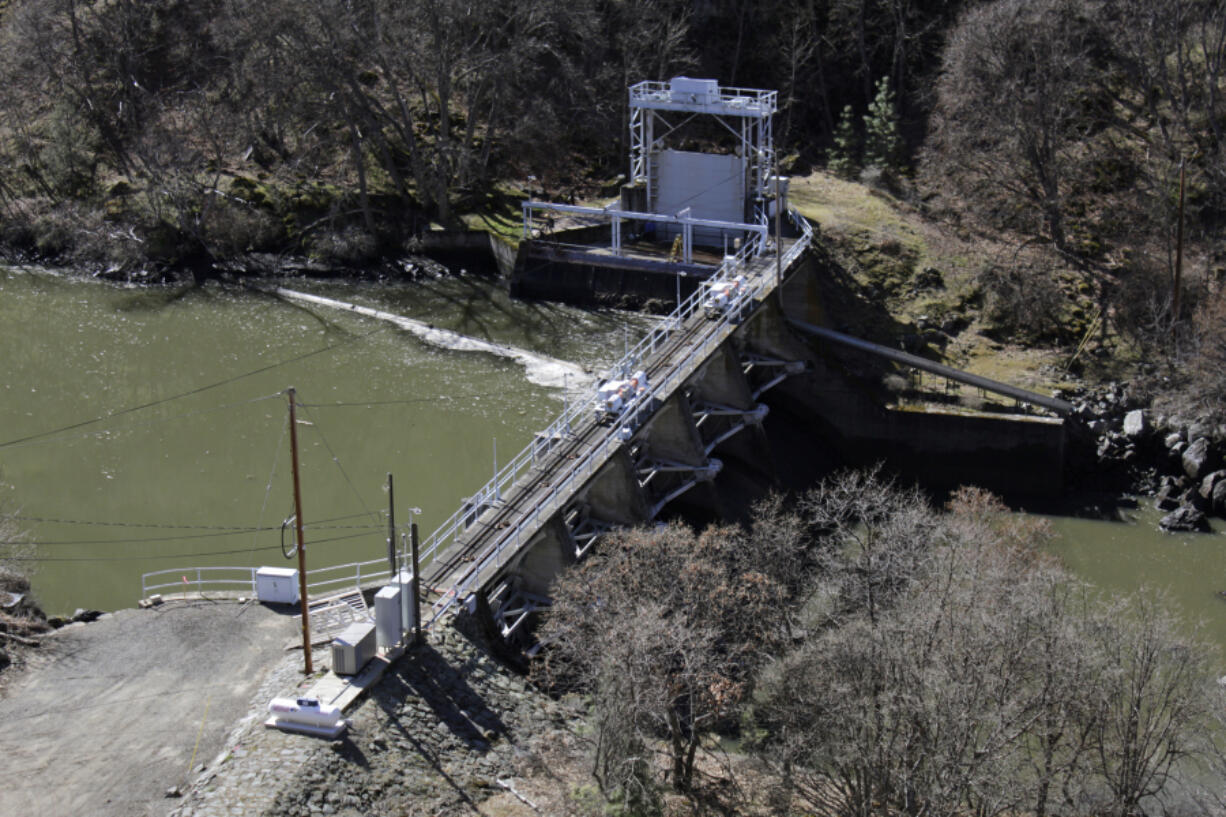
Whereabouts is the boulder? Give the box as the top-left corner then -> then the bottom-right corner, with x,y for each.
1182,437 -> 1215,480
1200,470 -> 1226,501
1183,486 -> 1210,511
1214,480 -> 1226,516
1154,480 -> 1181,511
1165,431 -> 1184,450
1160,505 -> 1212,533
1123,409 -> 1148,438
1188,421 -> 1214,442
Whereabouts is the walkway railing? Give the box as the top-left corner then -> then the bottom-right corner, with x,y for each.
141,555 -> 399,602
141,566 -> 259,599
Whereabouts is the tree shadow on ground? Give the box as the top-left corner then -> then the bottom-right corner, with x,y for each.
368,642 -> 512,813
376,643 -> 509,749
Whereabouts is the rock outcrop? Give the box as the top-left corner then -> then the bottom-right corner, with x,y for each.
1062,382 -> 1226,533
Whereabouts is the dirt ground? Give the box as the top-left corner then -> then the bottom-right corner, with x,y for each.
0,599 -> 298,817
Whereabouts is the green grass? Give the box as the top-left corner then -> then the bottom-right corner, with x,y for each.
790,172 -> 925,257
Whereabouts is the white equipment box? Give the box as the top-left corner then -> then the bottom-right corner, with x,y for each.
255,567 -> 299,604
374,584 -> 402,649
331,621 -> 376,676
670,76 -> 719,105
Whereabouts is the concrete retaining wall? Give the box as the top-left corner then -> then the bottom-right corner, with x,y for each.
510,242 -> 708,307
420,231 -> 519,277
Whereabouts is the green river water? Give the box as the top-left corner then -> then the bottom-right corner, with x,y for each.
0,265 -> 650,614
2,264 -> 1224,674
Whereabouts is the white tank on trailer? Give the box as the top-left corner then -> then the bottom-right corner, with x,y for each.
265,696 -> 347,738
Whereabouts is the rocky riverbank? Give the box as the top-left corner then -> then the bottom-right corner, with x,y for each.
265,619 -> 582,817
169,610 -> 585,817
0,568 -> 50,678
0,566 -> 119,683
1065,383 -> 1226,532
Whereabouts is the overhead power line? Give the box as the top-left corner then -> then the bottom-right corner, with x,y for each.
2,529 -> 375,562
0,326 -> 383,450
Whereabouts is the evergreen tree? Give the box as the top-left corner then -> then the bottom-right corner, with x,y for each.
827,104 -> 859,179
863,77 -> 906,174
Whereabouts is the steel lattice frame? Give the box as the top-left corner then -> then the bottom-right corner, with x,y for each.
628,80 -> 777,229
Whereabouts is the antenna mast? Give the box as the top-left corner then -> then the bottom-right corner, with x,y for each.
287,387 -> 313,674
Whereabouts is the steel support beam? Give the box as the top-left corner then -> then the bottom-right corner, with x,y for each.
788,320 -> 1074,416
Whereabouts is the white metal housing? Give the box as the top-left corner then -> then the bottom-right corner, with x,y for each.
374,584 -> 402,649
255,566 -> 299,604
655,150 -> 745,243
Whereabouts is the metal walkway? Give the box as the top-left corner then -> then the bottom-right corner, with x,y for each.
416,217 -> 813,627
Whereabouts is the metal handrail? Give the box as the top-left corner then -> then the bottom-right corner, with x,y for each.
141,554 -> 400,601
141,566 -> 258,598
628,80 -> 778,113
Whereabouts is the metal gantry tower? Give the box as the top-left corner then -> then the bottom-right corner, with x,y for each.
628,77 -> 778,230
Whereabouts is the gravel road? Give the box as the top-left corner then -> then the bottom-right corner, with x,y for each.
0,599 -> 299,817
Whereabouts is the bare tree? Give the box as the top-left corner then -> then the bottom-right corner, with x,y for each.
756,485 -> 1060,817
1088,591 -> 1215,817
535,506 -> 810,803
801,466 -> 939,624
927,0 -> 1109,251
754,481 -> 1214,817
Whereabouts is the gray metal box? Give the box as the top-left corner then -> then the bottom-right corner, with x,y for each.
374,584 -> 402,649
670,76 -> 719,105
330,621 -> 375,676
255,567 -> 299,604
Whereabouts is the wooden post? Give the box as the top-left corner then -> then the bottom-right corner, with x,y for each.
411,521 -> 422,645
386,473 -> 396,577
287,388 -> 312,675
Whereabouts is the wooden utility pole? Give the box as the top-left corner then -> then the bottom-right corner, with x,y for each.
287,387 -> 312,674
1173,157 -> 1186,336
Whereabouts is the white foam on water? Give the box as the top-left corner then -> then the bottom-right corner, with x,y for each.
275,288 -> 594,390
